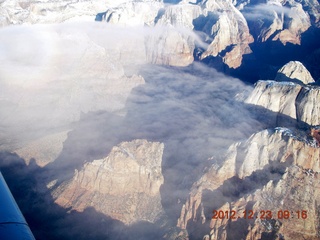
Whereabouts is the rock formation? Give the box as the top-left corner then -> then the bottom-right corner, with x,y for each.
176,62 -> 320,239
14,130 -> 70,167
101,0 -> 254,68
198,0 -> 254,68
241,0 -> 316,45
0,0 -> 122,26
1,0 -> 319,71
177,127 -> 320,239
206,164 -> 320,240
98,1 -> 163,26
53,139 -> 164,225
245,62 -> 319,126
275,61 -> 315,84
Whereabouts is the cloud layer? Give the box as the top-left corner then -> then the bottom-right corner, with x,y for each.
0,21 -> 263,239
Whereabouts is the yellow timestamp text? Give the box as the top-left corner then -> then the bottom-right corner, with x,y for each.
212,210 -> 308,220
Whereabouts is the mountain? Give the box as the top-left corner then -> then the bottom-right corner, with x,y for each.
53,139 -> 164,225
245,61 -> 319,127
176,61 -> 320,239
1,0 -> 319,78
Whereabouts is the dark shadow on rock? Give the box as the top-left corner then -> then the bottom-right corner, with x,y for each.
244,25 -> 320,82
244,102 -> 311,130
42,63 -> 311,228
3,63 -> 312,239
0,152 -> 166,240
196,24 -> 320,84
193,12 -> 219,34
187,159 -> 292,239
95,11 -> 107,22
154,8 -> 166,25
163,0 -> 182,4
44,111 -> 139,183
274,72 -> 308,86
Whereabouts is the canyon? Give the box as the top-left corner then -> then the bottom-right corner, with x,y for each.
0,0 -> 319,239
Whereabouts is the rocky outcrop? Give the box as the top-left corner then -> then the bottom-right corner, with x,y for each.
245,62 -> 319,126
199,0 -> 254,68
175,61 -> 320,239
275,61 -> 315,84
14,130 -> 70,167
144,27 -> 196,66
101,1 -> 200,66
272,1 -> 311,45
245,80 -> 301,125
206,165 -> 320,240
245,80 -> 320,126
2,0 -> 318,70
144,3 -> 203,66
98,0 -> 253,68
53,139 -> 164,225
98,1 -> 163,26
177,128 -> 320,239
241,0 -> 315,45
156,3 -> 202,29
0,0 -> 124,25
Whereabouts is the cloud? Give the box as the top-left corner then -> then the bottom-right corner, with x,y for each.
43,61 -> 265,223
0,21 -> 263,239
0,22 -> 206,145
241,3 -> 293,21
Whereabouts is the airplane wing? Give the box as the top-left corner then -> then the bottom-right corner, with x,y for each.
0,171 -> 36,240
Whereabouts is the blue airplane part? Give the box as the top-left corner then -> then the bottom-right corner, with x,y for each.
0,171 -> 35,240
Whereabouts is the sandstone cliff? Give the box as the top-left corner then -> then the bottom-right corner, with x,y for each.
245,62 -> 319,126
275,61 -> 315,84
204,164 -> 320,240
14,130 -> 70,167
98,0 -> 253,68
98,1 -> 163,27
176,61 -> 320,239
53,139 -> 164,225
177,128 -> 320,239
0,0 -> 123,25
241,0 -> 317,45
198,0 -> 254,68
100,1 -> 198,66
2,0 -> 318,70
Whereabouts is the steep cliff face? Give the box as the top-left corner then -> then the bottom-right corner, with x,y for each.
98,0 -> 253,68
241,0 -> 317,45
177,62 -> 320,239
0,0 -> 116,25
53,139 -> 164,225
199,0 -> 254,68
2,0 -> 318,71
14,130 -> 70,167
177,128 -> 320,239
146,3 -> 202,66
245,61 -> 320,126
206,165 -> 320,240
98,1 -> 163,26
250,82 -> 320,126
275,61 -> 315,84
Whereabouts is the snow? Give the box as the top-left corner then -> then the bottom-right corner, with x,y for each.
274,127 -> 318,147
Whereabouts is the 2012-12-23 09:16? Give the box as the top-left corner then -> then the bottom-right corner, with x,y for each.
212,210 -> 308,220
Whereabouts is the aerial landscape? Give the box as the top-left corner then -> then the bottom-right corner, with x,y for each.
0,0 -> 319,239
